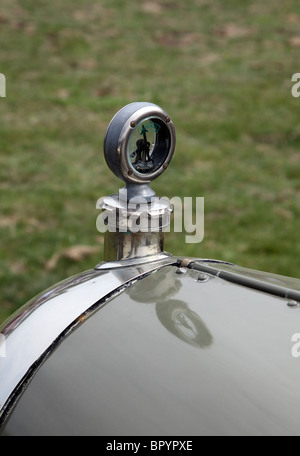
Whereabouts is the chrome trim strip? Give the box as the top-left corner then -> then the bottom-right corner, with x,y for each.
95,252 -> 173,269
185,260 -> 300,302
0,256 -> 176,425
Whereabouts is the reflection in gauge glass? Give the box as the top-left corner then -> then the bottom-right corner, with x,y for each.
127,117 -> 171,175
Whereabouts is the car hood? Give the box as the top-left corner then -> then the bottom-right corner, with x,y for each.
1,257 -> 300,435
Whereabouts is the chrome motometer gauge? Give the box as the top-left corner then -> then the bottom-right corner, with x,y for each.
104,102 -> 175,196
99,102 -> 175,263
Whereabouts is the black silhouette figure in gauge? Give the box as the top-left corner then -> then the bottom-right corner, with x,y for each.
131,124 -> 155,173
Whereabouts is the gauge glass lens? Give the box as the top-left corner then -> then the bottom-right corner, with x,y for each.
127,118 -> 159,174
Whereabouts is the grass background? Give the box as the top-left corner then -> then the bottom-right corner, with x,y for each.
0,0 -> 299,323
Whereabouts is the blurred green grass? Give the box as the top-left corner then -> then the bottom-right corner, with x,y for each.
0,0 -> 300,323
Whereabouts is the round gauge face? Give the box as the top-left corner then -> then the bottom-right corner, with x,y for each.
127,117 -> 171,176
104,102 -> 175,185
127,118 -> 157,174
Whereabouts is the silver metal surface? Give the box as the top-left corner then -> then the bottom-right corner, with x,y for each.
102,231 -> 165,262
0,255 -> 176,426
187,260 -> 300,301
97,191 -> 173,262
3,265 -> 300,436
95,252 -> 173,270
